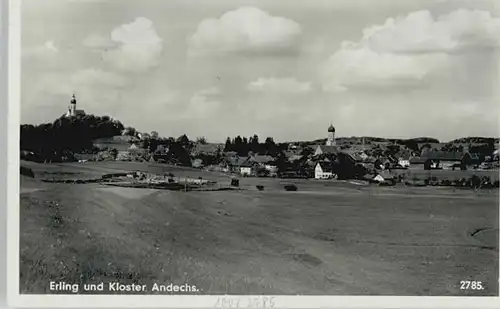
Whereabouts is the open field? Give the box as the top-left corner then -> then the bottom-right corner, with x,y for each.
19,161 -> 499,295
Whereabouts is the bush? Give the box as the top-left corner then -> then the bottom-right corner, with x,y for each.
284,184 -> 298,191
20,166 -> 34,178
494,180 -> 499,188
256,185 -> 264,191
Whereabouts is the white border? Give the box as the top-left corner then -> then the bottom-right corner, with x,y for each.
6,0 -> 500,308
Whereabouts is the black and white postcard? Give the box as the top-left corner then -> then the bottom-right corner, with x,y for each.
7,0 -> 500,307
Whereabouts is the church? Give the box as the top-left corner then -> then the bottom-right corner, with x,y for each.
65,94 -> 86,117
314,124 -> 338,156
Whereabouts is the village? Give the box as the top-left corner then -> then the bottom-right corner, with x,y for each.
21,94 -> 500,188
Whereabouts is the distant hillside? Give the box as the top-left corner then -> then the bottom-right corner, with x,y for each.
448,137 -> 499,144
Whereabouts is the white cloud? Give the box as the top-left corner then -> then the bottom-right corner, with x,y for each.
321,9 -> 499,92
321,47 -> 448,91
361,10 -> 500,54
187,7 -> 302,57
247,77 -> 312,93
82,34 -> 115,49
23,40 -> 59,58
103,17 -> 163,72
70,68 -> 127,87
198,86 -> 221,96
37,69 -> 126,98
182,88 -> 221,118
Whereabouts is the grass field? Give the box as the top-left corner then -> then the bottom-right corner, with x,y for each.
19,161 -> 499,295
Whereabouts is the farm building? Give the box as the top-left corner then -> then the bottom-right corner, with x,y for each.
420,151 -> 476,170
315,162 -> 334,179
251,155 -> 275,169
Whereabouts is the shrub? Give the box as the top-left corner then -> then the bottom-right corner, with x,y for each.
494,180 -> 499,188
20,166 -> 34,178
256,185 -> 264,191
231,178 -> 239,187
469,175 -> 482,188
284,184 -> 298,191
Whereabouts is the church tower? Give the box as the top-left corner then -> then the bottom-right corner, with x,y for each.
67,94 -> 77,117
326,124 -> 336,146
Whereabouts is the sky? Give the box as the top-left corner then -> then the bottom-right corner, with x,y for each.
20,0 -> 500,143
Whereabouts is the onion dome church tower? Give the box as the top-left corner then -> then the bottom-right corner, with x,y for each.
326,124 -> 336,146
65,94 -> 86,117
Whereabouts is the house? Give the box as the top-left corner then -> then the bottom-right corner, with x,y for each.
314,145 -> 339,156
191,143 -> 222,156
421,151 -> 474,169
250,155 -> 277,172
129,143 -> 138,150
116,151 -> 132,161
240,160 -> 258,176
409,156 -> 426,167
155,144 -> 168,154
398,154 -> 411,168
314,162 -> 334,179
373,171 -> 395,183
191,158 -> 203,168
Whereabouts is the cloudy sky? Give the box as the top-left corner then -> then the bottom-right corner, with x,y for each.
21,0 -> 500,142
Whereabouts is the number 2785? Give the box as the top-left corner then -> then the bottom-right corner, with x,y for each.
460,281 -> 484,290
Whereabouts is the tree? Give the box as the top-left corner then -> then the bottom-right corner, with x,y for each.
176,134 -> 190,146
224,137 -> 232,152
151,131 -> 159,139
196,136 -> 207,144
250,134 -> 259,153
234,136 -> 244,155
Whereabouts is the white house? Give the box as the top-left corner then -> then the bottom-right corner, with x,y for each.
398,154 -> 411,168
240,166 -> 253,176
314,162 -> 334,179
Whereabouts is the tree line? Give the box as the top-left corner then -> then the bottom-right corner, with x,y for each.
21,115 -> 124,162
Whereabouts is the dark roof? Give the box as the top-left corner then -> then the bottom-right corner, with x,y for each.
251,155 -> 275,164
410,157 -> 426,164
399,153 -> 411,160
316,145 -> 339,154
228,156 -> 250,167
192,143 -> 222,154
316,162 -> 334,172
421,151 -> 468,161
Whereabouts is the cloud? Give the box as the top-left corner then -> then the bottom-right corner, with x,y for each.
38,68 -> 126,98
82,34 -> 115,49
187,7 -> 302,57
247,77 -> 312,93
23,40 -> 59,58
182,87 -> 221,118
320,9 -> 499,92
321,47 -> 448,92
360,10 -> 500,54
198,86 -> 221,96
103,17 -> 163,72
